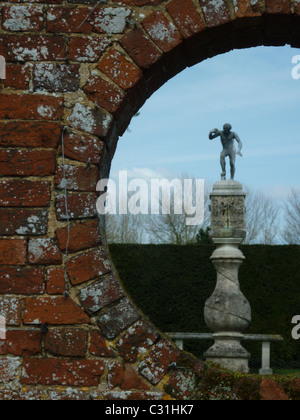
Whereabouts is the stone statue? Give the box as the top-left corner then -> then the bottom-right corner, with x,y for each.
209,124 -> 243,180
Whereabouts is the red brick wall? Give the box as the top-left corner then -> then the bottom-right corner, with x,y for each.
0,0 -> 298,400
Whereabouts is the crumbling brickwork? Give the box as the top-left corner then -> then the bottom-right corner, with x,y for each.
0,0 -> 299,400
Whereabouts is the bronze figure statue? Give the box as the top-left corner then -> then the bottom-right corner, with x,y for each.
209,124 -> 243,180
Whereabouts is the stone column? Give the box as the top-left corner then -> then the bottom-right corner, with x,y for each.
204,180 -> 251,373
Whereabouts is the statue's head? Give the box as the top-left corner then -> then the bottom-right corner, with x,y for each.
223,123 -> 232,133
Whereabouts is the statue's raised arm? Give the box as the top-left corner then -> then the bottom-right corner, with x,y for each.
209,123 -> 243,181
209,128 -> 221,140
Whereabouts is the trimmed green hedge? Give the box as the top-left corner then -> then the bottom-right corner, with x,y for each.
108,244 -> 300,370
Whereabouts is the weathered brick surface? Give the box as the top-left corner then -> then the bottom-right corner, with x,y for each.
0,94 -> 63,120
55,192 -> 98,220
142,11 -> 182,53
0,149 -> 56,177
28,238 -> 62,265
79,275 -> 124,314
0,330 -> 42,356
62,130 -> 105,165
107,362 -> 150,390
0,122 -> 61,148
0,0 -> 297,401
23,297 -> 90,325
0,239 -> 27,265
167,0 -> 206,38
45,329 -> 88,357
56,219 -> 102,253
0,209 -> 47,235
98,49 -> 143,90
90,331 -> 117,358
46,267 -> 66,295
138,339 -> 181,385
67,247 -> 111,285
97,298 -> 140,340
84,76 -> 126,115
0,267 -> 44,294
22,359 -> 104,386
0,180 -> 51,207
55,164 -> 99,192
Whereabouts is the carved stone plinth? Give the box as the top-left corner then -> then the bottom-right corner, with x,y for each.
204,181 -> 251,373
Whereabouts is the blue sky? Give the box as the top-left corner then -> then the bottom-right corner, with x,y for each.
110,45 -> 300,200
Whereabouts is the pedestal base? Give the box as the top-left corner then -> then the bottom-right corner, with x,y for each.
204,333 -> 250,373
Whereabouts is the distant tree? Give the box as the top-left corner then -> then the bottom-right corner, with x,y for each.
243,187 -> 280,245
281,188 -> 300,245
105,213 -> 146,244
146,175 -> 211,245
196,227 -> 212,244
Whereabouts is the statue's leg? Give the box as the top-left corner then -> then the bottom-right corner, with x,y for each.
230,153 -> 236,180
220,153 -> 226,180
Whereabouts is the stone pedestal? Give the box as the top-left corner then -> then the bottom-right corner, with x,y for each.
204,180 -> 251,373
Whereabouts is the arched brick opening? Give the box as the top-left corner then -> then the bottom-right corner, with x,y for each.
0,0 -> 299,400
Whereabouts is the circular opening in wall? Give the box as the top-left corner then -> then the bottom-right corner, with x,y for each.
105,45 -> 300,372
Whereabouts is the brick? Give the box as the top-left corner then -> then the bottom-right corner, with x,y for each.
22,359 -> 104,386
56,219 -> 102,253
47,6 -> 130,34
142,11 -> 182,53
55,192 -> 98,220
98,49 -> 143,90
0,330 -> 42,356
167,0 -> 206,38
62,130 -> 105,165
69,36 -> 111,62
260,379 -> 289,401
47,6 -> 93,33
0,267 -> 45,294
108,362 -> 150,390
23,297 -> 90,325
79,275 -> 124,314
0,122 -> 61,148
0,180 -> 51,208
46,267 -> 66,295
3,64 -> 30,90
45,329 -> 88,357
0,297 -> 21,326
0,35 -> 67,62
89,7 -> 130,34
233,0 -> 262,18
33,63 -> 80,93
67,247 -> 111,286
47,389 -> 90,401
97,298 -> 140,340
112,0 -> 163,4
90,331 -> 117,357
68,102 -> 113,137
199,0 -> 231,27
0,209 -> 48,235
120,28 -> 162,69
265,0 -> 291,14
138,339 -> 181,385
28,238 -> 62,265
0,357 -> 22,384
165,369 -> 197,400
100,390 -> 165,400
55,164 -> 99,192
0,149 -> 56,177
3,5 -> 44,32
116,319 -> 160,363
0,239 -> 26,266
84,76 -> 126,115
0,94 -> 63,121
